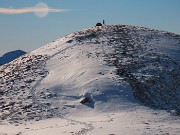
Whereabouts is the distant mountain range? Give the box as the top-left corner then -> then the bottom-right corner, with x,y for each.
0,50 -> 26,65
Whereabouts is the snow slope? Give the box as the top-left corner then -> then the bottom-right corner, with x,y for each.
0,50 -> 26,66
0,25 -> 180,135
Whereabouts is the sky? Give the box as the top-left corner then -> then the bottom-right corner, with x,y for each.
0,0 -> 180,56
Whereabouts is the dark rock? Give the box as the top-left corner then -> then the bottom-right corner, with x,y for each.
67,40 -> 73,43
80,97 -> 92,104
23,104 -> 33,110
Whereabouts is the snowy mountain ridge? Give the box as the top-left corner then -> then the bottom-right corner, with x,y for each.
31,24 -> 180,109
0,25 -> 180,135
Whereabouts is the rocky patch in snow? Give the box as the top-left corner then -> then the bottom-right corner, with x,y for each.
107,25 -> 180,111
0,54 -> 53,124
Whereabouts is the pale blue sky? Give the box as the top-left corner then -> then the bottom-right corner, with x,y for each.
0,0 -> 180,55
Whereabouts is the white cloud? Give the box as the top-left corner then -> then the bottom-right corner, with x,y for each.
0,2 -> 72,18
0,7 -> 68,14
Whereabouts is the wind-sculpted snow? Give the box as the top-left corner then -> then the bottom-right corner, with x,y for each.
0,25 -> 180,135
68,25 -> 180,110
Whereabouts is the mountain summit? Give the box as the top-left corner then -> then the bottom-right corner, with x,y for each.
0,25 -> 180,135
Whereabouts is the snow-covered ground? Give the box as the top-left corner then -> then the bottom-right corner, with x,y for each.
1,108 -> 180,135
0,25 -> 180,135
